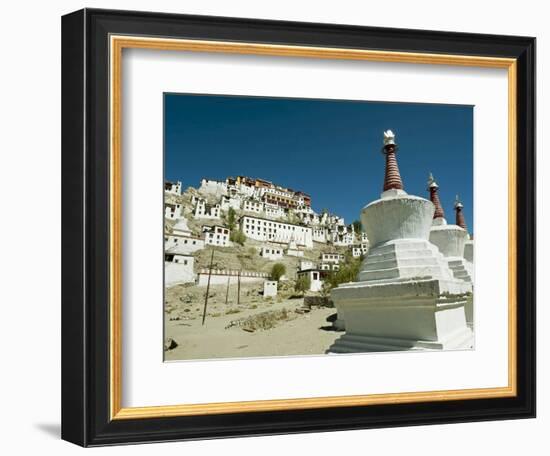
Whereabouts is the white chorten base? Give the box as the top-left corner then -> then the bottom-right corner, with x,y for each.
357,239 -> 455,283
447,257 -> 473,283
328,277 -> 473,353
446,257 -> 474,327
328,326 -> 473,352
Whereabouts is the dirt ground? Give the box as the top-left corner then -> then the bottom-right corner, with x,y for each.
164,282 -> 342,361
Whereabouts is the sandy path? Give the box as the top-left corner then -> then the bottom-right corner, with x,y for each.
164,298 -> 341,361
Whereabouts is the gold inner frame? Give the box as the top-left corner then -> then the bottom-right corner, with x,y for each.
109,35 -> 517,420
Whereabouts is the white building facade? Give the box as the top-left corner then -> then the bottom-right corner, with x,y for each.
164,202 -> 183,220
165,180 -> 182,195
260,246 -> 284,260
194,199 -> 221,219
321,253 -> 344,264
164,253 -> 195,286
297,269 -> 323,292
240,215 -> 313,248
203,225 -> 230,247
242,198 -> 263,214
165,234 -> 204,254
199,178 -> 227,197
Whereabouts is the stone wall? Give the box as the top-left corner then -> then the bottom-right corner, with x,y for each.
304,296 -> 334,308
197,269 -> 269,287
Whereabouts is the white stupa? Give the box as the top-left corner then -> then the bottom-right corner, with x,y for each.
285,233 -> 304,257
427,175 -> 473,284
172,217 -> 192,237
458,198 -> 474,265
328,131 -> 473,353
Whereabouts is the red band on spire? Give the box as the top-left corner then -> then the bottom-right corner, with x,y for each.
383,145 -> 404,191
455,206 -> 467,231
429,187 -> 445,219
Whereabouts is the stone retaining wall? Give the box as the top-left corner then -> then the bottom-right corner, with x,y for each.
197,269 -> 269,287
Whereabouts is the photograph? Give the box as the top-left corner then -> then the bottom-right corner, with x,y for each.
56,5 -> 536,447
163,94 -> 474,361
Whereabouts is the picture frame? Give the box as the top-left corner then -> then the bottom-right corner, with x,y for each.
61,8 -> 536,447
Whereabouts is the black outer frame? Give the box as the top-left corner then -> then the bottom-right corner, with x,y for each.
61,8 -> 536,447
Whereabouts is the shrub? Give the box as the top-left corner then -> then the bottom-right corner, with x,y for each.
324,257 -> 362,291
270,263 -> 286,281
230,229 -> 246,246
225,207 -> 237,230
294,275 -> 311,296
239,308 -> 294,332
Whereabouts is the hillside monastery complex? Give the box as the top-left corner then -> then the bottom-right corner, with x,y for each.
164,173 -> 363,286
164,130 -> 474,351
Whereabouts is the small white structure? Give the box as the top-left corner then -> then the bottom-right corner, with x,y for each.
165,234 -> 204,254
297,269 -> 323,292
240,215 -> 313,248
165,180 -> 182,195
260,246 -> 284,260
164,202 -> 183,220
299,260 -> 314,271
164,252 -> 195,286
172,217 -> 192,237
320,263 -> 339,271
194,198 -> 221,219
285,237 -> 304,257
164,217 -> 205,254
263,280 -> 278,298
202,225 -> 230,247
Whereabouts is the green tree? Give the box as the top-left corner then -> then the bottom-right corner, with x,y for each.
225,207 -> 237,230
230,229 -> 246,246
270,263 -> 286,281
324,257 -> 362,291
352,219 -> 362,234
295,275 -> 311,296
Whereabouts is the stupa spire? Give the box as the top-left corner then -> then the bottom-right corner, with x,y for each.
382,130 -> 404,192
454,195 -> 468,231
427,172 -> 445,220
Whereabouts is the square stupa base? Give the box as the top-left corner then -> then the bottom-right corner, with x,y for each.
327,278 -> 473,353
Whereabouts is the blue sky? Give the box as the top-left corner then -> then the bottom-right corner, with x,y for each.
165,94 -> 473,231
